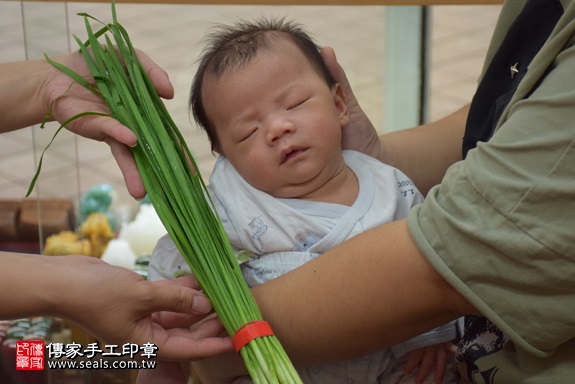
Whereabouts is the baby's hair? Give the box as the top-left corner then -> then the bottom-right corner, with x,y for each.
190,16 -> 336,150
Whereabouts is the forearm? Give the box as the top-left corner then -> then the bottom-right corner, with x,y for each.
252,219 -> 476,366
0,252 -> 69,319
0,60 -> 51,132
381,105 -> 470,195
1,252 -> 125,323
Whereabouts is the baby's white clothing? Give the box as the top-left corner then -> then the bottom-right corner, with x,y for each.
149,150 -> 459,383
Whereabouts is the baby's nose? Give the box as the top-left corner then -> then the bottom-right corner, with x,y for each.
266,117 -> 295,144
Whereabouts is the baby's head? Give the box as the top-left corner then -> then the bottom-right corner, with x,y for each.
190,17 -> 337,151
190,17 -> 350,199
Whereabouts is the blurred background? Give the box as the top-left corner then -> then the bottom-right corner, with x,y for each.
0,1 -> 501,208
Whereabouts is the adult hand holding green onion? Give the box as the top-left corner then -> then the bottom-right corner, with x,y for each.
29,2 -> 302,383
21,48 -> 171,199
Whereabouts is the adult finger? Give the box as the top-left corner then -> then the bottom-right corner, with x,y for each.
159,318 -> 233,360
135,49 -> 174,100
107,138 -> 146,199
142,280 -> 212,316
403,348 -> 423,376
321,47 -> 356,103
434,344 -> 447,384
415,346 -> 438,384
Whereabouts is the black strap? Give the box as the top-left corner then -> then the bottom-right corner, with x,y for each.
462,0 -> 563,158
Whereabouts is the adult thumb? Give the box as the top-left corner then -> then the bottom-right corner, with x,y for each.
144,281 -> 213,316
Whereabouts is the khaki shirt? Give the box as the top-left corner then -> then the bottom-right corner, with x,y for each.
409,0 -> 575,382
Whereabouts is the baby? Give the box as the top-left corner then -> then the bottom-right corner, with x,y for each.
142,17 -> 460,384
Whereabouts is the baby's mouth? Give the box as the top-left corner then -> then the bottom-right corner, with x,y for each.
281,147 -> 306,164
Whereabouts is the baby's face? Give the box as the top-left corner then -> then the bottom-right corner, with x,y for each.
202,38 -> 349,199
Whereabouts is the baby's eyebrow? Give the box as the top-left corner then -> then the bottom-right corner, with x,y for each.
272,83 -> 298,103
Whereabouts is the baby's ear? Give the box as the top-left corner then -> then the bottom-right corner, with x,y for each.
333,83 -> 350,128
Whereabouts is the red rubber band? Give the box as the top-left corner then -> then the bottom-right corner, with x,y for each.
232,321 -> 274,353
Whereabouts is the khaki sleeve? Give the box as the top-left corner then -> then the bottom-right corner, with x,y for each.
408,39 -> 575,357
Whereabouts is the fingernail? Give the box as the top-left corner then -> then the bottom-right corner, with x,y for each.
192,293 -> 212,314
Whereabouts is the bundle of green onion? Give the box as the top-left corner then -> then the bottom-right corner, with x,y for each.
29,2 -> 302,383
